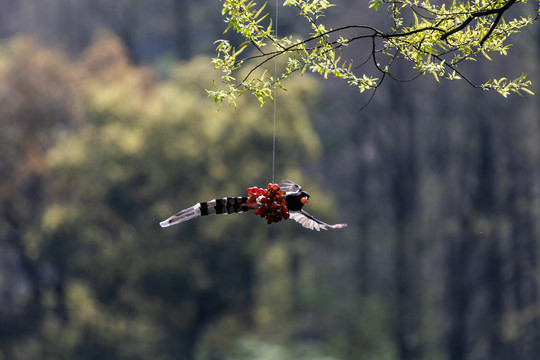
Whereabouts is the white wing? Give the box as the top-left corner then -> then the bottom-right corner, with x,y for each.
289,210 -> 347,231
278,180 -> 302,195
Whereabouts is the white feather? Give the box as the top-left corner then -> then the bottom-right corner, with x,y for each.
278,180 -> 302,195
159,203 -> 201,228
289,211 -> 347,231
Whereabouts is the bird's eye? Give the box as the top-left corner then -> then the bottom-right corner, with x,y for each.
301,197 -> 308,204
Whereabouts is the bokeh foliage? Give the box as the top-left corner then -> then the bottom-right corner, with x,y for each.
2,1 -> 540,359
0,34 -> 346,360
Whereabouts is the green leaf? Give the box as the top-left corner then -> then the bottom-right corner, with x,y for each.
481,50 -> 493,61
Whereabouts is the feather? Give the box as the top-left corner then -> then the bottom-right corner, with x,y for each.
159,203 -> 201,227
160,197 -> 251,228
289,210 -> 347,231
278,180 -> 302,195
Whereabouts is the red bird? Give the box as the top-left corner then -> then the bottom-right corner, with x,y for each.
159,180 -> 347,231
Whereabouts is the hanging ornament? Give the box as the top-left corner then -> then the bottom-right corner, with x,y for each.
159,180 -> 347,231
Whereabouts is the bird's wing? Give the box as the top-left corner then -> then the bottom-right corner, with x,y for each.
289,210 -> 347,231
278,180 -> 302,195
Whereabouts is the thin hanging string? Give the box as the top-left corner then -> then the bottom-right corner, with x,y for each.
272,0 -> 278,183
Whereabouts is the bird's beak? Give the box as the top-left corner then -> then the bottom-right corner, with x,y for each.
301,196 -> 309,204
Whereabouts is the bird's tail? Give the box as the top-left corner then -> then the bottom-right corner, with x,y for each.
159,196 -> 252,228
159,204 -> 201,227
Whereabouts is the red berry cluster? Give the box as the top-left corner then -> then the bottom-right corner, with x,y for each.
247,183 -> 290,224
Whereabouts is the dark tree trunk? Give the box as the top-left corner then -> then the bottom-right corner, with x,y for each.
173,0 -> 191,59
386,83 -> 423,360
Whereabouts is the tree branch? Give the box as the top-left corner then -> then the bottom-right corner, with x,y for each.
441,0 -> 518,41
215,0 -> 536,102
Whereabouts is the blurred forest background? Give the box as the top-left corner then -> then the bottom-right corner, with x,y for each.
1,1 -> 540,360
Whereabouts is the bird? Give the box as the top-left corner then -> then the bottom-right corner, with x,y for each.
159,180 -> 347,231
